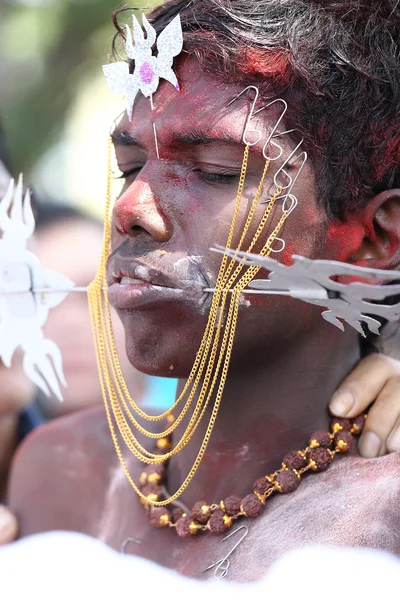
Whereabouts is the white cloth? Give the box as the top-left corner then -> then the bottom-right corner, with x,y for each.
0,531 -> 399,599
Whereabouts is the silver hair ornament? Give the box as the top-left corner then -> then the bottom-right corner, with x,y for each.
102,13 -> 183,157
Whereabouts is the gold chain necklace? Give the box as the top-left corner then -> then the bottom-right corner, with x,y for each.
88,139 -> 287,507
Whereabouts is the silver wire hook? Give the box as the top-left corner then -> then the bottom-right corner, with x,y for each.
227,86 -> 262,146
203,525 -> 249,580
120,537 -> 142,554
253,98 -> 288,161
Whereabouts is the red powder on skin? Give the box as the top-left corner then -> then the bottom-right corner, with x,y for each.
326,221 -> 362,259
281,242 -> 296,266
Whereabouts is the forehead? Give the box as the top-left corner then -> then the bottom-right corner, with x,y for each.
114,56 -> 294,155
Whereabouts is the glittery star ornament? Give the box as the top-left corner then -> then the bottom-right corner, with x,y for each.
103,13 -> 183,120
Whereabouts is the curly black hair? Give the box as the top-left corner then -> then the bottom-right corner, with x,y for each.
112,0 -> 400,221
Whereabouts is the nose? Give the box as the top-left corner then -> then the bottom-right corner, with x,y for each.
113,165 -> 171,243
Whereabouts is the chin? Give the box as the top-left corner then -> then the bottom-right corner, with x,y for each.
119,306 -> 207,378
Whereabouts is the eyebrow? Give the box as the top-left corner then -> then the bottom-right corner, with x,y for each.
112,128 -> 243,149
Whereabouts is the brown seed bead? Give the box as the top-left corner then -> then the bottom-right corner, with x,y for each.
351,415 -> 366,436
222,495 -> 242,517
176,516 -> 197,538
149,507 -> 171,529
253,477 -> 273,497
209,509 -> 231,534
240,494 -> 264,518
309,431 -> 332,449
171,508 -> 185,524
331,417 -> 352,433
309,447 -> 333,472
275,470 -> 300,494
192,501 -> 212,525
140,483 -> 162,505
282,450 -> 307,470
334,430 -> 354,453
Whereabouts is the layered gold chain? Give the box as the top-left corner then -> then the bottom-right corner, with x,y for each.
88,139 -> 288,506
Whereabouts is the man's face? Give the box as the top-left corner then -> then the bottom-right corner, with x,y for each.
107,57 -> 348,378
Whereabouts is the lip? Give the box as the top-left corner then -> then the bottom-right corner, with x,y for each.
107,256 -> 210,310
108,281 -> 190,310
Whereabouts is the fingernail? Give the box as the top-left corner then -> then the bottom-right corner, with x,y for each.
329,389 -> 356,417
387,427 -> 400,453
359,431 -> 382,458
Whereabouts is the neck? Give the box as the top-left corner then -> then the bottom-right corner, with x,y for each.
0,414 -> 18,501
168,322 -> 360,509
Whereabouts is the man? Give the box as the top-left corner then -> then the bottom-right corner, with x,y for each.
7,0 -> 400,579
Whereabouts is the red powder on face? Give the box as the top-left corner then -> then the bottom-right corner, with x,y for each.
326,220 -> 362,259
281,242 -> 296,266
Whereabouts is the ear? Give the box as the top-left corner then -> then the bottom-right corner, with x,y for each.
349,189 -> 400,271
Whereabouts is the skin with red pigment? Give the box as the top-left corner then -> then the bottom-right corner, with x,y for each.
8,57 -> 400,580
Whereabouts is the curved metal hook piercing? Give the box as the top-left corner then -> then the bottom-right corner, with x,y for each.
274,142 -> 307,193
227,86 -> 263,146
120,537 -> 142,554
204,525 -> 249,580
253,98 -> 288,161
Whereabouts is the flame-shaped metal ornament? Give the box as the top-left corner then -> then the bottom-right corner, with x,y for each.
0,176 -> 76,400
209,247 -> 400,337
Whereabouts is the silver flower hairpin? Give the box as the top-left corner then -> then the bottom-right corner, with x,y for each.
0,176 -> 76,401
208,247 -> 400,337
103,13 -> 183,158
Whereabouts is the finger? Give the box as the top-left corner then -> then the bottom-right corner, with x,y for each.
358,375 -> 400,458
0,505 -> 18,545
329,353 -> 400,418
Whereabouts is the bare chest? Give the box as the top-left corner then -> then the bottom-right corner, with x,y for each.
93,455 -> 400,582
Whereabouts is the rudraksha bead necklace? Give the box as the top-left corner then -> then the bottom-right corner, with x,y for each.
138,414 -> 366,537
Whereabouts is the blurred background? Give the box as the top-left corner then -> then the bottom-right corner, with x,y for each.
0,0 -> 159,215
0,0 -> 177,422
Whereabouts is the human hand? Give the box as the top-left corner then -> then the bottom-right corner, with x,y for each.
329,353 -> 400,458
0,505 -> 18,545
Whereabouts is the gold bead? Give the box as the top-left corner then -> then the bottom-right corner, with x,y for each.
332,423 -> 343,434
157,438 -> 172,450
254,491 -> 266,504
140,493 -> 159,506
139,472 -> 148,485
223,515 -> 233,528
350,424 -> 360,435
219,500 -> 225,512
309,439 -> 320,448
148,473 -> 161,485
336,440 -> 348,453
308,459 -> 318,472
293,469 -> 301,480
167,414 -> 175,425
201,504 -> 211,516
281,462 -> 288,470
189,522 -> 199,535
159,514 -> 171,527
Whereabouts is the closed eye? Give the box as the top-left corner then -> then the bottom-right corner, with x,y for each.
116,166 -> 143,180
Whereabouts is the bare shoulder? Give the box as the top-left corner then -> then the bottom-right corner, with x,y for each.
8,406 -> 119,537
